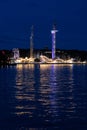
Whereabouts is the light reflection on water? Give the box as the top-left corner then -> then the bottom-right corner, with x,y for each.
0,64 -> 87,129
14,64 -> 80,122
15,64 -> 36,117
39,64 -> 75,121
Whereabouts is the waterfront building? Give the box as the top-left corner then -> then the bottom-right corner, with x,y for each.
12,48 -> 20,59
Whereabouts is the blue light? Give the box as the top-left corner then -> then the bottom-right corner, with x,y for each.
51,29 -> 58,59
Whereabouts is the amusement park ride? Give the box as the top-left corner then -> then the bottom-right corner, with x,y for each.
10,26 -> 86,64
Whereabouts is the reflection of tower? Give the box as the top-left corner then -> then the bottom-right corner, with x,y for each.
12,48 -> 20,59
30,25 -> 34,58
51,25 -> 58,59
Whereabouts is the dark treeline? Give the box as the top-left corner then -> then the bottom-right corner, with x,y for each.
0,49 -> 87,65
0,50 -> 11,65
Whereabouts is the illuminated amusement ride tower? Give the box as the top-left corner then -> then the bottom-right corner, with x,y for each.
51,25 -> 58,59
30,25 -> 34,58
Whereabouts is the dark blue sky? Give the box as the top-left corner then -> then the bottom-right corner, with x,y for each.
0,0 -> 87,50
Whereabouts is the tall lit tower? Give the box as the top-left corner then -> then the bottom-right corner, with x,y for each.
30,25 -> 34,58
51,25 -> 58,59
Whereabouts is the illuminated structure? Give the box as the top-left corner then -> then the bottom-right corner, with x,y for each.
10,26 -> 86,64
12,48 -> 20,59
51,25 -> 58,59
30,25 -> 34,58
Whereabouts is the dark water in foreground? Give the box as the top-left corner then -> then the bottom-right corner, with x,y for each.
0,64 -> 87,130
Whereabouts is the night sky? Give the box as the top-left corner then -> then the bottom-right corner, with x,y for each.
0,0 -> 87,50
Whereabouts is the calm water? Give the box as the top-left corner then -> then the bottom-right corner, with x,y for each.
0,64 -> 87,130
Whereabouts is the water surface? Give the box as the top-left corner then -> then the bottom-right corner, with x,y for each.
0,64 -> 87,129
